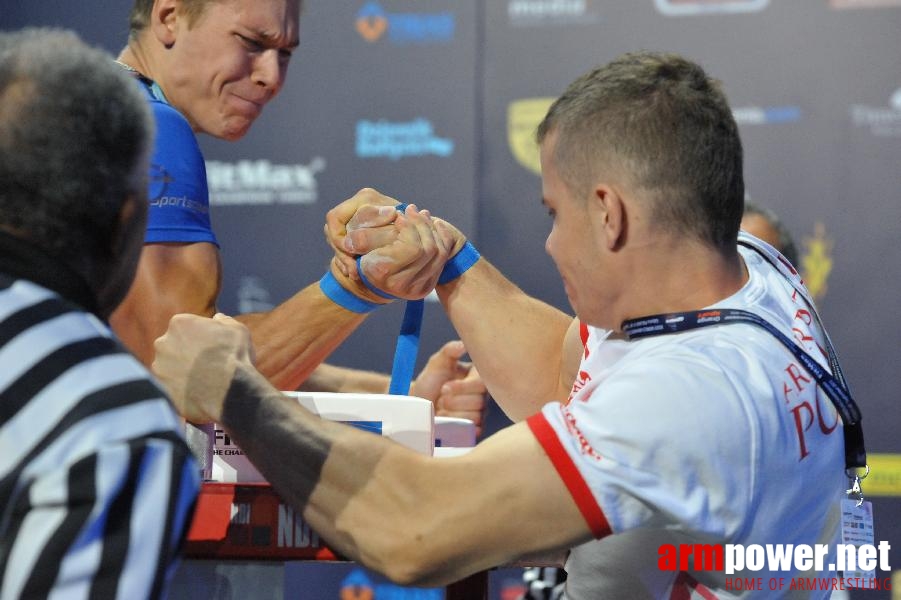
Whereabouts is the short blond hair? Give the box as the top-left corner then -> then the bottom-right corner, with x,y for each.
128,0 -> 217,38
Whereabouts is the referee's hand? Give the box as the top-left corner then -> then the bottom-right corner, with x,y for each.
153,313 -> 258,425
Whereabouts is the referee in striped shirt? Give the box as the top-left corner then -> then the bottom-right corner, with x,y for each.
0,29 -> 199,598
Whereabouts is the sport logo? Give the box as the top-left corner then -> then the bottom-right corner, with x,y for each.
696,310 -> 722,324
654,0 -> 769,16
851,87 -> 901,137
238,276 -> 275,314
278,504 -> 323,550
356,2 -> 388,42
205,157 -> 326,206
355,118 -> 454,160
355,2 -> 455,45
507,97 -> 555,175
830,0 -> 901,8
507,0 -> 602,27
339,568 -> 442,600
148,163 -> 175,200
732,105 -> 802,125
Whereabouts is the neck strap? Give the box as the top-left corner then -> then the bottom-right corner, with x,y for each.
621,239 -> 866,471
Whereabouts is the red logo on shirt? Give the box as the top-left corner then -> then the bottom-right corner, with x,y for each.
781,290 -> 840,461
562,406 -> 602,462
568,370 -> 592,403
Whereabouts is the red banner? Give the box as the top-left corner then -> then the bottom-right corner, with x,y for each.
185,483 -> 341,561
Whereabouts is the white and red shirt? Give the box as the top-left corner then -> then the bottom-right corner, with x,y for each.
527,235 -> 847,599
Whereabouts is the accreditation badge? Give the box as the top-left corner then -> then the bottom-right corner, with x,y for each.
840,498 -> 876,586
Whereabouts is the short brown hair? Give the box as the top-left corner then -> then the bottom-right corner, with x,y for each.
537,51 -> 744,250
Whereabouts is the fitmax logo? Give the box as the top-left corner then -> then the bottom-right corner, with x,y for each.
356,2 -> 454,45
205,157 -> 325,205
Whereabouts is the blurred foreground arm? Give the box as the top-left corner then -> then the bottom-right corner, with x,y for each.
153,314 -> 590,586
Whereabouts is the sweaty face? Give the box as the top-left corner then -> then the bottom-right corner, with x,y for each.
540,134 -> 608,326
164,0 -> 300,140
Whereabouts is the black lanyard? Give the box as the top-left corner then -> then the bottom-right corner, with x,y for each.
620,242 -> 866,471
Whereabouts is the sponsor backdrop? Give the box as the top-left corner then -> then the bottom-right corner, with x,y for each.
3,0 -> 899,597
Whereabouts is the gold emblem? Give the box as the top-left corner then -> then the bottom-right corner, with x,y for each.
800,222 -> 833,300
507,98 -> 555,175
356,15 -> 388,42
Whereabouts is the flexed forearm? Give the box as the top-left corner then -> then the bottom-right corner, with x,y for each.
235,265 -> 381,391
435,258 -> 575,421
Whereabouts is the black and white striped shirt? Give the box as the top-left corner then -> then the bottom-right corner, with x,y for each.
0,237 -> 199,599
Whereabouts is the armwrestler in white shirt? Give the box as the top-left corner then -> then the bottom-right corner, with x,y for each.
152,51 -> 848,599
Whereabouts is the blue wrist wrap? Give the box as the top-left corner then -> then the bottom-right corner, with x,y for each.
319,271 -> 381,314
438,241 -> 480,285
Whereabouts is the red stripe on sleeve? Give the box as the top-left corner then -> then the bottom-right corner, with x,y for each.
527,412 -> 612,539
